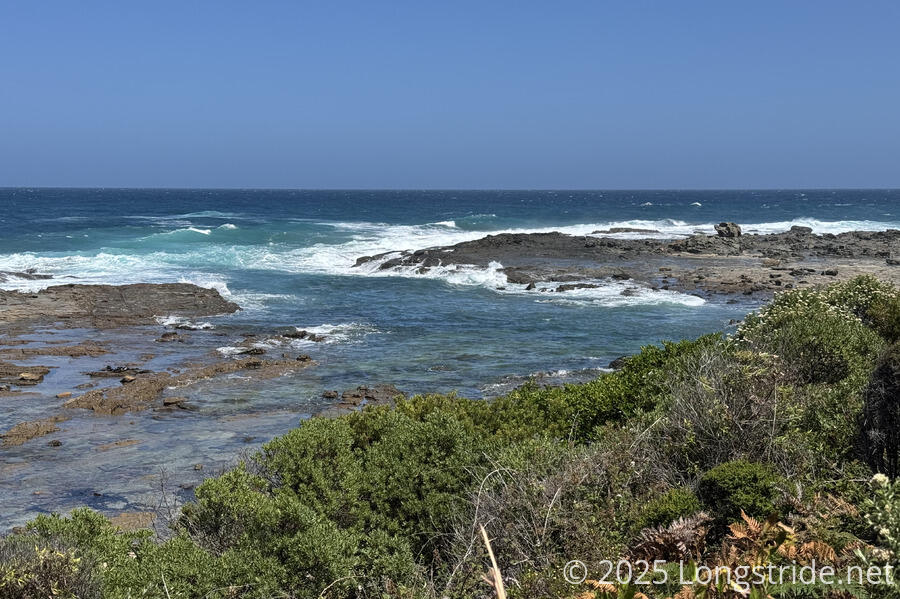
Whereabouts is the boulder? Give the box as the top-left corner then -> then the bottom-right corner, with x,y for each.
714,222 -> 742,238
608,356 -> 629,370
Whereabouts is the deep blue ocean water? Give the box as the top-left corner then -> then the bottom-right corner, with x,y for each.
1,188 -> 899,524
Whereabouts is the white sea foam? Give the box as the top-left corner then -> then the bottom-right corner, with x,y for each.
499,278 -> 706,308
155,315 -> 215,329
215,322 -> 378,355
294,322 -> 379,344
2,217 -> 898,310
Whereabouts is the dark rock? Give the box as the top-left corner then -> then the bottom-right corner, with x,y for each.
339,384 -> 405,407
714,222 -> 742,238
0,282 -> 239,328
282,330 -> 326,342
524,282 -> 536,291
790,225 -> 813,234
322,390 -> 339,399
592,227 -> 661,234
823,269 -> 839,276
238,347 -> 266,355
155,332 -> 185,343
608,356 -> 629,369
86,366 -> 150,378
0,270 -> 53,282
555,283 -> 599,292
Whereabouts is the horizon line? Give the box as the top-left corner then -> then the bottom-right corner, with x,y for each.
3,186 -> 899,193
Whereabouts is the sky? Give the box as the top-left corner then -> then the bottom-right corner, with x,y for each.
1,1 -> 899,189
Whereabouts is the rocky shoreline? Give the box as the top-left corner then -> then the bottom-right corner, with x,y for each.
355,225 -> 900,297
0,283 -> 322,447
3,226 -> 900,528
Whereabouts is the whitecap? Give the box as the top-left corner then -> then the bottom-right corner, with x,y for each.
155,315 -> 215,330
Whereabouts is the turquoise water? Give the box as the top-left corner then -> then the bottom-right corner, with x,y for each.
1,188 -> 898,525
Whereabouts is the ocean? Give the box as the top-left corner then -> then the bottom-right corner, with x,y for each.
1,188 -> 899,525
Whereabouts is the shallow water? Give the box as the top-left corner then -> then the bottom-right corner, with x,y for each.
1,189 -> 899,527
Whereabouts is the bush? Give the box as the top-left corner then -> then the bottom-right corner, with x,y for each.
10,278 -> 900,598
0,534 -> 101,599
646,342 -> 786,480
636,487 -> 702,531
697,460 -> 784,526
867,294 -> 900,343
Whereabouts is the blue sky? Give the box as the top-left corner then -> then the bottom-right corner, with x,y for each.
2,1 -> 899,188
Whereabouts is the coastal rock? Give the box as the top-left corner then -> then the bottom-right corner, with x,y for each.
156,332 -> 186,343
1,416 -> 68,447
85,366 -> 150,378
237,347 -> 266,355
0,270 -> 53,283
281,329 -> 327,342
0,283 -> 239,328
0,362 -> 51,386
338,384 -> 405,408
0,341 -> 108,359
350,228 -> 900,298
556,283 -> 599,292
608,356 -> 629,369
592,227 -> 661,234
67,357 -> 314,415
714,222 -> 742,238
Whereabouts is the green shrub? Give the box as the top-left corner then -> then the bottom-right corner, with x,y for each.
636,487 -> 702,531
647,342 -> 787,479
10,278 -> 900,598
697,460 -> 784,525
867,294 -> 900,343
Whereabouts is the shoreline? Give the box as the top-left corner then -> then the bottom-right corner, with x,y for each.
2,225 -> 898,527
356,225 -> 900,298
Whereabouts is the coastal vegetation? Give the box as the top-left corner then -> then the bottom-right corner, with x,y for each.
3,275 -> 900,598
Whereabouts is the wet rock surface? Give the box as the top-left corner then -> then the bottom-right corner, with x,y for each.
1,416 -> 69,447
0,282 -> 239,328
65,357 -> 315,415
